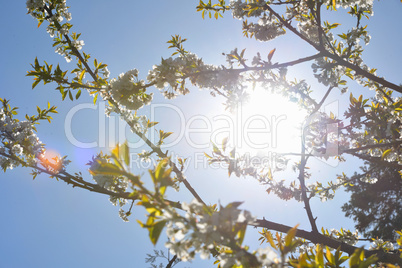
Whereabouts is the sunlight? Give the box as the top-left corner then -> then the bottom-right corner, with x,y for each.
38,149 -> 63,172
237,87 -> 308,156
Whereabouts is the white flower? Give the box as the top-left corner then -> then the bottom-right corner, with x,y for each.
118,208 -> 129,222
256,247 -> 278,266
72,40 -> 85,50
360,174 -> 378,184
369,239 -> 394,251
109,69 -> 152,110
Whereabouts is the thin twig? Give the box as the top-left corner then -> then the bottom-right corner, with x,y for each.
165,254 -> 178,268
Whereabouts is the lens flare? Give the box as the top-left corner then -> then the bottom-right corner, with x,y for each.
238,87 -> 307,155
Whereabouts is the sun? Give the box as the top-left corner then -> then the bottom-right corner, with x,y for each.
236,87 -> 308,156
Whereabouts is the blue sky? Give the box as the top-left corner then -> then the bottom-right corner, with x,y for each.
1,1 -> 402,267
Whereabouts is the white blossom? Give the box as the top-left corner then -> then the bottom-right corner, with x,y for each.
72,40 -> 85,51
369,239 -> 395,251
109,69 -> 152,110
255,247 -> 278,266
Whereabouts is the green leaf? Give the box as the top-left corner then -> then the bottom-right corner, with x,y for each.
332,0 -> 337,10
204,152 -> 212,159
147,120 -> 158,128
262,230 -> 277,249
79,70 -> 86,81
284,224 -> 298,247
110,142 -> 129,168
315,244 -> 324,267
32,79 -> 41,89
111,143 -> 120,159
236,224 -> 246,245
90,162 -> 122,176
75,89 -> 82,99
325,246 -> 335,265
349,93 -> 354,104
212,142 -> 221,155
62,90 -> 68,100
381,148 -> 392,160
160,131 -> 173,140
121,141 -> 130,166
149,220 -> 166,245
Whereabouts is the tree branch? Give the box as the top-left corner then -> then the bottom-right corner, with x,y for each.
251,218 -> 402,265
165,254 -> 178,268
264,3 -> 402,94
44,5 -> 207,206
341,140 -> 402,155
297,144 -> 318,232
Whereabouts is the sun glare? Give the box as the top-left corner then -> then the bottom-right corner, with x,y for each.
237,87 -> 308,156
38,149 -> 63,172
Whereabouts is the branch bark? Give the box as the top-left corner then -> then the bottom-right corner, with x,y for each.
251,218 -> 402,265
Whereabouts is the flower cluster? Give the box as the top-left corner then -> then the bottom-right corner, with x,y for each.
308,172 -> 350,202
27,0 -> 83,63
342,93 -> 402,168
87,154 -> 129,221
255,247 -> 278,267
150,50 -> 248,100
298,18 -> 321,45
328,228 -> 359,246
369,239 -> 395,252
0,108 -> 45,170
137,150 -> 151,163
87,154 -> 129,193
328,0 -> 374,13
360,174 -> 378,184
109,69 -> 153,110
26,0 -> 71,22
26,0 -> 46,14
312,57 -> 347,88
304,111 -> 340,158
244,14 -> 286,42
162,199 -> 259,266
72,40 -> 84,51
39,154 -> 71,174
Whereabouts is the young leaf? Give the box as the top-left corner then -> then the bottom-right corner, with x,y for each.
381,148 -> 392,160
75,89 -> 82,99
284,224 -> 299,247
149,220 -> 167,245
268,48 -> 276,62
121,141 -> 130,166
